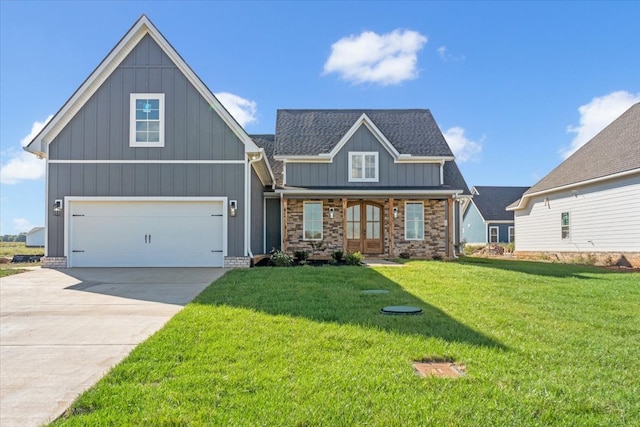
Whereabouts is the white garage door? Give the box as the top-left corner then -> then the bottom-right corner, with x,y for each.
69,200 -> 225,267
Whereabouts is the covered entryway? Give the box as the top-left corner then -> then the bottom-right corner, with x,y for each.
346,201 -> 383,254
68,198 -> 226,267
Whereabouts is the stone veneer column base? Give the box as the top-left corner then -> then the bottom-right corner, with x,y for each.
41,257 -> 68,268
224,256 -> 251,268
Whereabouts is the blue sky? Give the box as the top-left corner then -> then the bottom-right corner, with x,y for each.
1,1 -> 639,235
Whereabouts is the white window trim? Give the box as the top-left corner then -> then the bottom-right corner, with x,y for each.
508,226 -> 515,243
404,201 -> 424,241
561,211 -> 570,240
303,201 -> 323,241
130,93 -> 165,147
489,226 -> 499,243
348,151 -> 379,182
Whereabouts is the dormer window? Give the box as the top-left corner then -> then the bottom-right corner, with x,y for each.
349,152 -> 378,182
130,93 -> 164,147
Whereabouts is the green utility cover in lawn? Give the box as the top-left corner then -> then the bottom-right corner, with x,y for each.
380,306 -> 423,315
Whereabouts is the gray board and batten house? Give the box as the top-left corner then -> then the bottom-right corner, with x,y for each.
461,186 -> 529,245
25,15 -> 471,268
507,102 -> 640,267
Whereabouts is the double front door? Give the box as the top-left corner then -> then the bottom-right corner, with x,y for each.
346,201 -> 383,254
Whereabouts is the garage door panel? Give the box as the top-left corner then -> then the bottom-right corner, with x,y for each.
69,200 -> 225,267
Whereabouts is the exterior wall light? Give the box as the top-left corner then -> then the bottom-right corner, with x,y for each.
329,207 -> 335,219
53,199 -> 63,216
229,200 -> 237,217
393,207 -> 399,219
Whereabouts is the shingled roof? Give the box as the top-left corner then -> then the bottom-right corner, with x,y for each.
524,102 -> 640,196
471,186 -> 529,221
274,109 -> 454,157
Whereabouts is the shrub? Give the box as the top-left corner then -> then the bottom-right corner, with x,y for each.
331,250 -> 344,262
293,250 -> 309,262
432,254 -> 443,261
464,244 -> 485,256
270,250 -> 293,267
345,251 -> 363,265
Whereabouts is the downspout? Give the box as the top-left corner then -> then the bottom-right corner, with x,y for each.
246,151 -> 264,259
451,194 -> 458,259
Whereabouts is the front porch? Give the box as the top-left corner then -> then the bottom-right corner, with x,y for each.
281,197 -> 456,259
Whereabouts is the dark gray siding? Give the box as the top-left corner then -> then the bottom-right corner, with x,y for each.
49,35 -> 244,162
285,126 -> 440,187
46,163 -> 246,257
250,168 -> 265,255
45,34 -> 252,258
265,198 -> 281,252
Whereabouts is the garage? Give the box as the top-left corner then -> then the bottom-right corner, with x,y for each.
68,199 -> 226,267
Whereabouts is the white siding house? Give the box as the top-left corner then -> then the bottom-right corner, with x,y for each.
26,227 -> 45,247
508,103 -> 640,267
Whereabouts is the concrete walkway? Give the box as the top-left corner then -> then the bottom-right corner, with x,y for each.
0,267 -> 226,427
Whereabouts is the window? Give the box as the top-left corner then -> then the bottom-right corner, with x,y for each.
561,212 -> 570,240
508,226 -> 515,243
405,202 -> 424,240
489,226 -> 499,243
130,93 -> 164,147
349,152 -> 378,182
303,202 -> 323,240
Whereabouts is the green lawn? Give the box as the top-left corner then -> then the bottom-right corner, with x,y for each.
52,259 -> 640,426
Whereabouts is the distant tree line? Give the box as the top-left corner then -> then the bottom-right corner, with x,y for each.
1,233 -> 27,243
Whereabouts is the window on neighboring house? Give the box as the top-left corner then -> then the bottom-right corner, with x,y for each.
303,202 -> 323,240
405,202 -> 424,240
561,212 -> 570,240
130,93 -> 164,147
349,152 -> 378,182
489,226 -> 499,243
508,226 -> 515,243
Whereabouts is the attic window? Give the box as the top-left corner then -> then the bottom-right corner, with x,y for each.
349,152 -> 378,182
130,93 -> 164,147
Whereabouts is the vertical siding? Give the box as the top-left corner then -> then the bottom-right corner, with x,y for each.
44,34 -> 255,258
49,35 -> 245,162
265,198 -> 281,251
461,202 -> 486,244
285,126 -> 440,187
250,168 -> 265,255
515,175 -> 640,252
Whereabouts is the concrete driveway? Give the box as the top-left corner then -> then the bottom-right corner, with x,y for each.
0,267 -> 226,427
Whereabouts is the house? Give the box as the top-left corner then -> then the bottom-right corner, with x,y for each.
25,15 -> 470,268
269,110 -> 471,259
507,103 -> 640,267
461,186 -> 529,244
25,227 -> 45,247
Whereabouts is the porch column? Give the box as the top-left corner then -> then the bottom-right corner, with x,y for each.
448,197 -> 454,258
282,198 -> 288,252
388,198 -> 394,258
342,198 -> 348,253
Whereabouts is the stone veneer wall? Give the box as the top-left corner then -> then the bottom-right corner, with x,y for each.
515,251 -> 640,268
392,200 -> 447,258
224,256 -> 251,268
41,257 -> 68,268
284,198 -> 448,259
285,199 -> 344,257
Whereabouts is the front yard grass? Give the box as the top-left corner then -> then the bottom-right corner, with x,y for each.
53,259 -> 640,426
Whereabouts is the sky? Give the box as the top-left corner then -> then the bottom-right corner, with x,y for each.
1,0 -> 639,235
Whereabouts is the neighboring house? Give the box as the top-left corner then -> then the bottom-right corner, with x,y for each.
507,103 -> 640,267
25,227 -> 45,247
25,15 -> 470,268
461,186 -> 529,244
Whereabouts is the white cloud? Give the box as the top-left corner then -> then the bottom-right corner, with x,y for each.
323,29 -> 428,85
1,115 -> 52,185
215,92 -> 257,127
437,45 -> 465,62
443,127 -> 483,162
561,91 -> 640,159
12,218 -> 34,233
